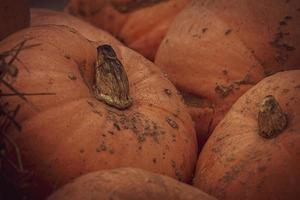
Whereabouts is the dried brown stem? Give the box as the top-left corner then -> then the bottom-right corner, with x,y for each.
258,95 -> 287,138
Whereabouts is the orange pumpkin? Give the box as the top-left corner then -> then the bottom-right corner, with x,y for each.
194,70 -> 300,199
0,24 -> 197,199
65,0 -> 190,60
155,0 -> 300,145
47,168 -> 216,200
0,0 -> 30,40
30,8 -> 121,45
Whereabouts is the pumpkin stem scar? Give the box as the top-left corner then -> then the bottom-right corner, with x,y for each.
93,45 -> 132,110
110,0 -> 168,13
258,95 -> 287,138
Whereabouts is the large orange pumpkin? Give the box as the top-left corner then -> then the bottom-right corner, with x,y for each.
0,24 -> 197,199
194,70 -> 300,199
65,0 -> 190,60
0,0 -> 30,40
47,168 -> 216,200
155,0 -> 300,145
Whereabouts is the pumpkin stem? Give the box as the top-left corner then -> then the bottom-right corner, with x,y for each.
110,0 -> 168,13
93,44 -> 132,110
258,95 -> 287,138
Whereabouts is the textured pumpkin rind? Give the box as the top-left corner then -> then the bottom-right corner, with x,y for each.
155,0 -> 300,142
0,25 -> 197,199
47,168 -> 216,200
194,70 -> 300,200
0,0 -> 30,40
30,8 -> 121,45
65,0 -> 190,60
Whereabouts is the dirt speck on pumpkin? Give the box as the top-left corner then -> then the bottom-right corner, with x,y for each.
106,109 -> 165,143
170,160 -> 183,181
173,109 -> 180,118
68,72 -> 77,80
225,29 -> 232,35
202,28 -> 208,33
215,84 -> 234,97
234,74 -> 255,85
269,15 -> 295,66
164,88 -> 172,96
64,54 -> 71,59
222,69 -> 228,75
282,89 -> 290,94
166,117 -> 178,129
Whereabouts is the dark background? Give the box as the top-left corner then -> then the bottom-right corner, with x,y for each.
28,0 -> 68,10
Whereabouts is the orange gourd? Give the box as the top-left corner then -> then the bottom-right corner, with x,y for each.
194,70 -> 300,200
0,24 -> 197,199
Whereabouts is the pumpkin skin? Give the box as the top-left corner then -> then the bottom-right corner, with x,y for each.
47,168 -> 216,200
0,0 -> 30,40
155,0 -> 300,145
193,70 -> 300,200
30,8 -> 121,45
0,25 -> 197,199
65,0 -> 190,60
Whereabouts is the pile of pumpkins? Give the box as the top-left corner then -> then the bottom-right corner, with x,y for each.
0,0 -> 299,199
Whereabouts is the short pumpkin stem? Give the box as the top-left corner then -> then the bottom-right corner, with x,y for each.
93,44 -> 132,110
258,95 -> 287,138
110,0 -> 168,13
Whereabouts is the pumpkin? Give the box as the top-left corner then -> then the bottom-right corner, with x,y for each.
193,70 -> 300,200
0,25 -> 197,199
47,168 -> 216,200
30,8 -> 121,45
65,0 -> 190,60
155,0 -> 300,145
0,0 -> 30,40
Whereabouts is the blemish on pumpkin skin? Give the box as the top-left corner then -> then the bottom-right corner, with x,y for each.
106,109 -> 165,143
170,160 -> 183,181
202,28 -> 208,33
166,117 -> 178,129
108,131 -> 114,135
173,109 -> 180,118
64,54 -> 71,59
225,29 -> 232,35
164,88 -> 172,96
215,84 -> 234,97
222,69 -> 228,75
68,72 -> 77,80
282,89 -> 290,94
